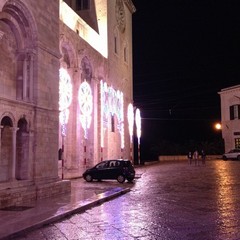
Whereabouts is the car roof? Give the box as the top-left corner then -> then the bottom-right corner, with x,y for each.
103,159 -> 130,162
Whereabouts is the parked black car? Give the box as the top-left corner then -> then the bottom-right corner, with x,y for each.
82,159 -> 135,183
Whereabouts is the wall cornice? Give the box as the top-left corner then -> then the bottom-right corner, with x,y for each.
123,0 -> 136,14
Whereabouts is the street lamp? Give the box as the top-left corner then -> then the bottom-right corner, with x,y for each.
214,123 -> 222,131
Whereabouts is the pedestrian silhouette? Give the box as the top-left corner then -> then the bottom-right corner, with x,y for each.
193,150 -> 199,166
187,151 -> 192,165
201,149 -> 206,165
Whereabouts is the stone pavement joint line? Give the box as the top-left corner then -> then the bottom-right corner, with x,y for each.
0,185 -> 130,240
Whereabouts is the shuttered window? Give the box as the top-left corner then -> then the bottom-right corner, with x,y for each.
230,105 -> 240,120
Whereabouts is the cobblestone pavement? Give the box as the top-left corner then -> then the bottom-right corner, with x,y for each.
12,160 -> 240,240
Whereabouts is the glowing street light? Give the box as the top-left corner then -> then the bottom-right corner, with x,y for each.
215,123 -> 222,130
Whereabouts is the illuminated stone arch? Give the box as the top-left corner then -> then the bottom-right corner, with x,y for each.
100,81 -> 124,149
0,0 -> 38,102
59,36 -> 76,163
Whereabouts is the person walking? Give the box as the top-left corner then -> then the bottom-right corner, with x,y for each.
193,150 -> 199,166
187,151 -> 192,165
201,149 -> 206,165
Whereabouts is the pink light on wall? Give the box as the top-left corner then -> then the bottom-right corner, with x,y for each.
59,68 -> 73,136
135,108 -> 141,144
128,103 -> 134,161
100,80 -> 124,148
78,81 -> 93,139
135,108 -> 141,165
127,103 -> 134,142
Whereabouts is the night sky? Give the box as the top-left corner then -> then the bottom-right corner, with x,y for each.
132,1 -> 240,159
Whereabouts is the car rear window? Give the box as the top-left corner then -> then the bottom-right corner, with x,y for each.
123,161 -> 133,167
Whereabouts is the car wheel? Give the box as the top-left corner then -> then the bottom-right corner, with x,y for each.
117,175 -> 125,183
85,174 -> 93,182
223,156 -> 227,161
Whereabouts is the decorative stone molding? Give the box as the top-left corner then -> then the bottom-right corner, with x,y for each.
123,0 -> 136,13
0,30 -> 4,40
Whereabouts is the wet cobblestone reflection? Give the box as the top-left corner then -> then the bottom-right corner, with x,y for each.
13,160 -> 240,240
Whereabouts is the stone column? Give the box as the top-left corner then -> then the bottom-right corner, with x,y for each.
0,126 -> 3,162
11,127 -> 19,180
23,56 -> 27,101
29,53 -> 34,101
23,53 -> 34,101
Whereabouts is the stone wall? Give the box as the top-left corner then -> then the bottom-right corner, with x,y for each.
158,155 -> 222,161
0,180 -> 70,208
0,0 -> 70,208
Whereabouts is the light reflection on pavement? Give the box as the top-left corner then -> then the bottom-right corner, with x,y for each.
13,160 -> 240,240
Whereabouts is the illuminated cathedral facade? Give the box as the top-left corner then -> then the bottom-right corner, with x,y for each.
0,0 -> 136,208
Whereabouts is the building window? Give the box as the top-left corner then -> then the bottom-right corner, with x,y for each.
230,105 -> 240,120
76,0 -> 90,10
111,115 -> 115,132
114,36 -> 118,54
124,46 -> 127,62
235,138 -> 240,149
123,41 -> 128,63
114,28 -> 119,56
16,53 -> 33,102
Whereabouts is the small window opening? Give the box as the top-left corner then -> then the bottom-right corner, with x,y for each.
76,0 -> 90,10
